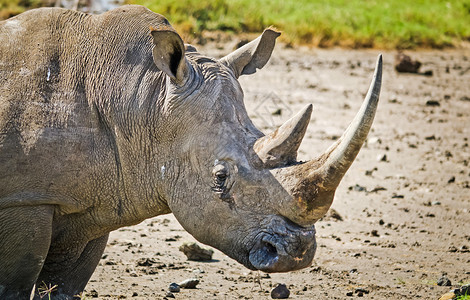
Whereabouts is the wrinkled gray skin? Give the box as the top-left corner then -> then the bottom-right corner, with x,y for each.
0,5 -> 382,299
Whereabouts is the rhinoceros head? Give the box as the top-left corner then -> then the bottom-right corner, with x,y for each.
149,27 -> 382,272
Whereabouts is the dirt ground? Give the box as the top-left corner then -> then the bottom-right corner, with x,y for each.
85,40 -> 470,299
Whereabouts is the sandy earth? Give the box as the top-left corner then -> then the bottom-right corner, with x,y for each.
84,40 -> 470,299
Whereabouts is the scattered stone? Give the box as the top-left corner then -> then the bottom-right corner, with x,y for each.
321,208 -> 343,221
271,284 -> 290,299
165,292 -> 176,298
87,289 -> 99,298
438,292 -> 455,300
448,246 -> 458,253
437,275 -> 452,286
132,292 -> 138,297
371,230 -> 379,237
448,176 -> 456,183
426,100 -> 441,107
377,153 -> 388,162
168,283 -> 180,293
350,184 -> 367,192
368,137 -> 382,145
179,242 -> 214,261
395,52 -> 422,73
234,39 -> 249,50
460,96 -> 470,102
355,288 -> 370,294
136,257 -> 156,267
422,70 -> 433,76
346,291 -> 354,296
129,271 -> 138,277
432,201 -> 441,206
459,284 -> 470,296
178,278 -> 200,289
369,186 -> 387,193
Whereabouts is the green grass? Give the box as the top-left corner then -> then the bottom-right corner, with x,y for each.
2,0 -> 469,48
0,0 -> 49,20
131,0 -> 470,49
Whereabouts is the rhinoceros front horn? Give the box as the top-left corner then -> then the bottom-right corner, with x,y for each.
266,55 -> 383,226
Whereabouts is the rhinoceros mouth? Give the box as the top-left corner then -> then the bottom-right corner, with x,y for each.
248,217 -> 316,273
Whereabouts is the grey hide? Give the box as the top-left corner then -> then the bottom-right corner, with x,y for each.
0,5 -> 382,299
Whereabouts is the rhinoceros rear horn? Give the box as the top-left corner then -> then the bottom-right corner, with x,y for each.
220,28 -> 281,78
150,29 -> 189,84
254,104 -> 313,168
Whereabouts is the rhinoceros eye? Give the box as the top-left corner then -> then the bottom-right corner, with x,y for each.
211,163 -> 231,198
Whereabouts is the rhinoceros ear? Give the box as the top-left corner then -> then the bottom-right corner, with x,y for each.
150,29 -> 189,84
220,28 -> 280,78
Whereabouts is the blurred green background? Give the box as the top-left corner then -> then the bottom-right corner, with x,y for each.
2,0 -> 470,49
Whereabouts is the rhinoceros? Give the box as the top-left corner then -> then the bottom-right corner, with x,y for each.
0,4 -> 382,299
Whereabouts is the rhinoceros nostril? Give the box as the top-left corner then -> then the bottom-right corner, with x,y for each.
261,240 -> 277,257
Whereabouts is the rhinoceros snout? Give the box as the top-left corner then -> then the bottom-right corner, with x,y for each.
248,218 -> 316,272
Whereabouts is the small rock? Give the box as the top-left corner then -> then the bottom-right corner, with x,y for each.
368,137 -> 382,145
460,96 -> 470,102
355,288 -> 370,294
346,291 -> 354,296
129,271 -> 138,277
448,246 -> 458,253
168,283 -> 180,293
136,257 -> 156,267
448,176 -> 456,183
165,292 -> 176,298
426,100 -> 440,107
377,153 -> 388,162
178,278 -> 200,289
438,292 -> 455,300
371,230 -> 379,237
88,290 -> 99,298
271,284 -> 290,299
395,52 -> 422,73
179,242 -> 214,261
322,208 -> 343,221
437,275 -> 452,286
350,184 -> 367,192
234,39 -> 249,50
423,70 -> 433,76
459,284 -> 470,295
370,186 -> 387,193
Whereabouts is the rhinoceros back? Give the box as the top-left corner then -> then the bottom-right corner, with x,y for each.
0,6 -> 168,208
